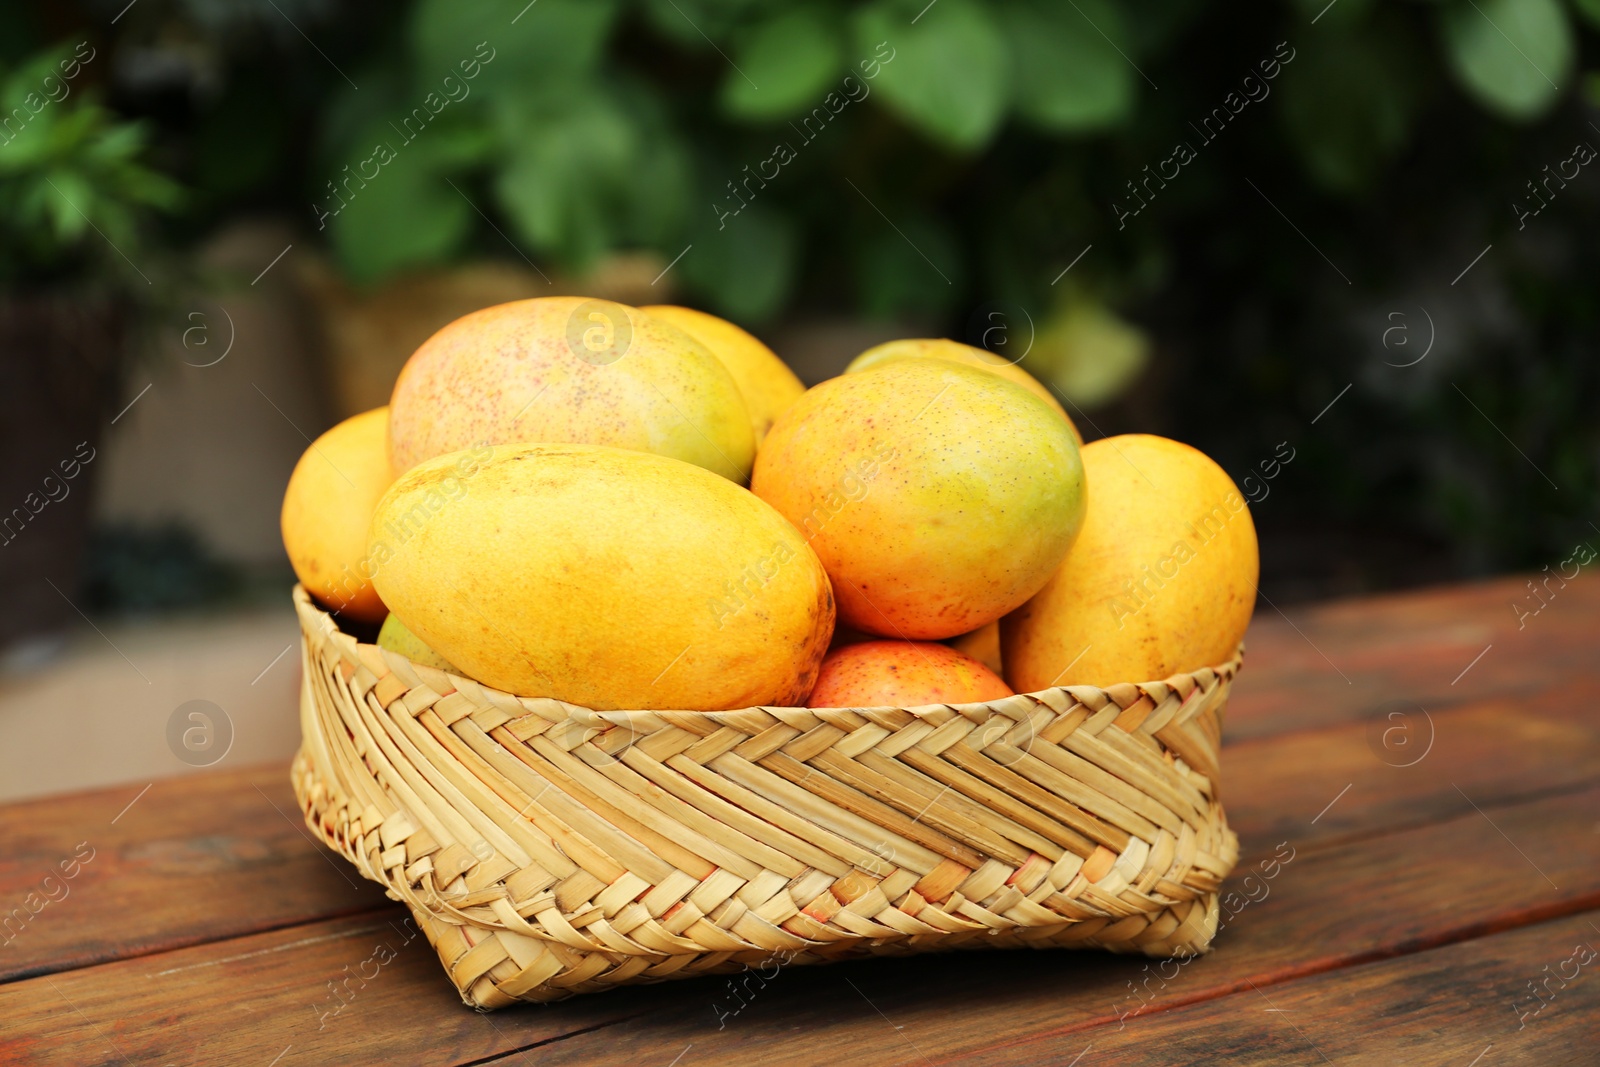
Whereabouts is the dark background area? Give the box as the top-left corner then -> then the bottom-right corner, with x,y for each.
3,0 -> 1597,638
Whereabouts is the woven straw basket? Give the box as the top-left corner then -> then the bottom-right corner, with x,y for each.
290,585 -> 1241,1008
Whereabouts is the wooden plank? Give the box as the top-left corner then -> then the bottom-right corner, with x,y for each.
1221,676 -> 1600,856
0,912 -> 664,1067
2,779 -> 1588,1066
0,764 -> 391,982
1228,573 -> 1600,741
502,784 -> 1600,1066
0,574 -> 1590,1064
958,910 -> 1600,1066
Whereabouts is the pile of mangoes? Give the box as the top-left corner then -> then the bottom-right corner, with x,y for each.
281,297 -> 1257,711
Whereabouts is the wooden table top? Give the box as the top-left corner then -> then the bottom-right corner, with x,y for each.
3,573 -> 1597,1065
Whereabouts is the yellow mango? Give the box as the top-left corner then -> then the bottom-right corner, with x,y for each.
1002,434 -> 1258,690
642,305 -> 805,445
368,443 -> 834,710
280,407 -> 392,623
846,338 -> 1082,446
388,297 -> 755,482
753,358 -> 1084,640
949,621 -> 1003,676
377,613 -> 458,673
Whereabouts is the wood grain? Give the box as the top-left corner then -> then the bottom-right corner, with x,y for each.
1222,674 -> 1600,857
0,912 -> 661,1066
0,764 -> 390,982
7,673 -> 1589,990
957,910 -> 1600,1066
5,780 -> 1594,1066
1228,573 -> 1600,740
0,574 -> 1594,1065
486,785 -> 1600,1067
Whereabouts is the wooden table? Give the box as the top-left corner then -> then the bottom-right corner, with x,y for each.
3,574 -> 1597,1065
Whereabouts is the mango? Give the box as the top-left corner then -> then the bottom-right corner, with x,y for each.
1002,434 -> 1258,690
753,358 -> 1085,640
846,338 -> 1082,446
369,443 -> 834,710
280,407 -> 392,623
642,305 -> 805,445
949,621 -> 1003,676
388,297 -> 755,482
807,640 -> 1013,708
377,613 -> 458,673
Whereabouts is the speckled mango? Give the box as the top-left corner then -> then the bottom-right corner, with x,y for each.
1002,434 -> 1258,690
948,621 -> 1003,676
752,358 -> 1085,640
846,338 -> 1082,446
368,443 -> 834,710
642,305 -> 805,446
807,640 -> 1013,708
387,297 -> 755,482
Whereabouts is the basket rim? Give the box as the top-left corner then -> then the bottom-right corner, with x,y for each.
292,583 -> 1242,718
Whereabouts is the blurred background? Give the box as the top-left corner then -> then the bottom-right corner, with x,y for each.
1,0 -> 1596,795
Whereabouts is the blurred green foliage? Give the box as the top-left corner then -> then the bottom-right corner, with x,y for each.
278,0 -> 1593,322
0,42 -> 179,285
0,0 -> 1596,599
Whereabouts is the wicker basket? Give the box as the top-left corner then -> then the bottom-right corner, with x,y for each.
289,585 -> 1241,1008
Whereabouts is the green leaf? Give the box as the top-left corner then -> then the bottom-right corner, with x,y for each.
853,0 -> 1008,150
619,114 -> 692,244
0,42 -> 180,281
491,91 -> 640,268
409,0 -> 620,96
999,0 -> 1136,133
639,0 -> 767,50
327,131 -> 472,283
721,8 -> 844,122
485,77 -> 690,270
1280,32 -> 1412,192
42,169 -> 92,242
1441,0 -> 1572,121
682,205 -> 798,321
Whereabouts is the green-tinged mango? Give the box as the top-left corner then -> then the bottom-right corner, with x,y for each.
846,338 -> 1082,446
642,305 -> 805,445
377,612 -> 458,673
388,297 -> 755,482
753,358 -> 1085,640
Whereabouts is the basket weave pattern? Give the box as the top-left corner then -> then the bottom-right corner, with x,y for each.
290,587 -> 1240,1008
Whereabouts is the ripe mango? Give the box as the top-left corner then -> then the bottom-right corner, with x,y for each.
949,621 -> 1003,676
1002,434 -> 1258,690
368,443 -> 834,710
846,338 -> 1082,446
642,305 -> 805,445
388,297 -> 755,482
807,640 -> 1013,708
280,407 -> 392,623
753,358 -> 1085,640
